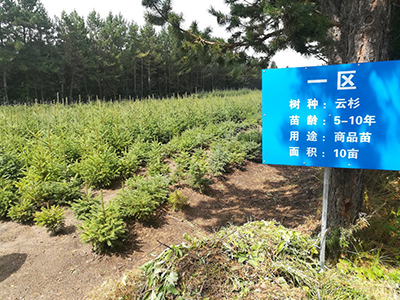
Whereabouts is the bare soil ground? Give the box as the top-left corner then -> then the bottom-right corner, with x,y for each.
0,160 -> 323,300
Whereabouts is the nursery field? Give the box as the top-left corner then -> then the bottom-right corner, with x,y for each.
0,89 -> 264,297
0,89 -> 262,233
1,90 -> 400,299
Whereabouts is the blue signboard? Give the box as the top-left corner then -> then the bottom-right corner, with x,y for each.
262,60 -> 400,171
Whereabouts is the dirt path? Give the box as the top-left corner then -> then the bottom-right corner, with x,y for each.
0,161 -> 322,300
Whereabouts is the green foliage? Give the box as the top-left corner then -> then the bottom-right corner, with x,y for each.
0,179 -> 17,218
146,142 -> 170,176
337,254 -> 386,282
117,188 -> 158,221
326,217 -> 370,258
145,0 -> 331,64
208,144 -> 231,176
14,170 -> 45,205
0,90 -> 262,226
210,139 -> 246,166
168,190 -> 188,211
236,128 -> 262,160
125,175 -> 170,203
207,129 -> 262,175
71,188 -> 100,221
79,195 -> 126,253
101,221 -> 397,300
15,170 -> 82,207
146,158 -> 170,177
171,151 -> 191,183
119,148 -> 141,179
0,151 -> 24,181
185,149 -> 210,191
387,208 -> 400,242
172,149 -> 211,190
117,175 -> 170,221
0,0 -> 262,103
7,199 -> 36,223
34,205 -> 66,234
141,259 -> 181,299
74,147 -> 120,189
103,122 -> 133,156
352,170 -> 400,260
119,140 -> 152,179
168,127 -> 212,153
372,175 -> 400,244
23,144 -> 68,182
42,180 -> 83,205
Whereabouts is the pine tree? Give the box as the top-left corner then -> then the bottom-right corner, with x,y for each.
55,10 -> 89,101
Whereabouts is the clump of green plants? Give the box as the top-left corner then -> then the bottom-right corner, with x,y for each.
168,190 -> 188,211
71,188 -> 100,221
119,140 -> 152,179
186,149 -> 211,191
211,139 -> 246,166
207,128 -> 262,174
0,150 -> 24,181
7,199 -> 36,223
236,128 -> 262,160
125,175 -> 170,203
168,127 -> 212,153
73,147 -> 120,189
117,189 -> 158,221
172,149 -> 211,191
146,143 -> 170,176
146,158 -> 170,177
79,193 -> 126,253
34,205 -> 66,234
116,175 -> 170,221
90,221 -> 399,300
0,90 -> 263,229
15,167 -> 82,207
22,143 -> 69,182
139,246 -> 183,299
387,208 -> 400,243
208,144 -> 231,176
0,179 -> 17,218
326,216 -> 370,258
171,151 -> 191,183
119,148 -> 141,179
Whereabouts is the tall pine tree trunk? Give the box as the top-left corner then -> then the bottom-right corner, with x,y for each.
2,68 -> 8,104
133,63 -> 137,97
141,58 -> 144,98
320,0 -> 391,228
69,72 -> 75,102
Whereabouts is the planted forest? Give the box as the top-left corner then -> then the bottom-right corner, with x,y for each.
0,0 -> 261,104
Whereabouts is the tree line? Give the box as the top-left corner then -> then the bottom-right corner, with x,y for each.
0,0 -> 262,104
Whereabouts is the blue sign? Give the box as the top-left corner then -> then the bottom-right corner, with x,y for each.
262,60 -> 400,171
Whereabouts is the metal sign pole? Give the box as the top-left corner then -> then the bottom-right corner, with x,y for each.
320,167 -> 330,271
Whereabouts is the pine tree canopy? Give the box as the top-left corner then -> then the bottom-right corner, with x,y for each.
142,0 -> 332,64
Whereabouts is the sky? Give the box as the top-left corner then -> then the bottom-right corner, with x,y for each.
40,0 -> 323,68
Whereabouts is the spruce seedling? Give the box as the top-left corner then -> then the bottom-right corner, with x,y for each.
34,204 -> 66,234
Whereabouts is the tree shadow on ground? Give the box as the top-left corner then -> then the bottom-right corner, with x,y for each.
180,162 -> 323,232
0,253 -> 27,283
